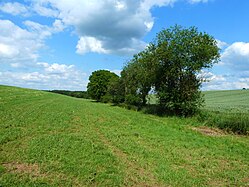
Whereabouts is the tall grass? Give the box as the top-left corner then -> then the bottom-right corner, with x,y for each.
197,111 -> 249,134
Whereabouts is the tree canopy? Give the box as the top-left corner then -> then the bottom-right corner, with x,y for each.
87,70 -> 119,102
87,25 -> 220,116
122,25 -> 220,115
152,25 -> 220,115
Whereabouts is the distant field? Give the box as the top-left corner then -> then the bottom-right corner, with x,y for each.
148,89 -> 249,113
203,89 -> 249,113
1,85 -> 249,186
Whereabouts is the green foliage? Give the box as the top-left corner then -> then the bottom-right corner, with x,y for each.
124,94 -> 142,106
87,70 -> 119,102
1,85 -> 249,186
107,78 -> 125,104
122,45 -> 157,106
120,25 -> 220,116
153,25 -> 220,116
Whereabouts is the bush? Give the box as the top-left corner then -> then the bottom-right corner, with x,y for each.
125,94 -> 142,106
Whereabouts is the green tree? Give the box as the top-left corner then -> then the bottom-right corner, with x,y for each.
107,77 -> 125,104
153,25 -> 220,115
122,44 -> 157,106
87,70 -> 119,102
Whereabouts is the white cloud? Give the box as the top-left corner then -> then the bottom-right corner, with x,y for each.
199,71 -> 226,82
37,62 -> 76,74
24,0 -> 184,55
0,19 -> 64,66
221,42 -> 249,71
0,43 -> 20,57
202,41 -> 249,90
216,39 -> 228,49
0,19 -> 39,64
1,0 -> 212,56
32,2 -> 59,17
203,79 -> 249,90
76,37 -> 109,54
0,2 -> 29,16
0,63 -> 88,90
115,1 -> 127,10
52,19 -> 65,32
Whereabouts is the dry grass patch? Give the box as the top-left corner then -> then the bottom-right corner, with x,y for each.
3,162 -> 45,177
192,126 -> 225,136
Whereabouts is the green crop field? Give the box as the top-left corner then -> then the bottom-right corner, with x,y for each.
1,85 -> 249,186
204,89 -> 249,113
202,90 -> 249,134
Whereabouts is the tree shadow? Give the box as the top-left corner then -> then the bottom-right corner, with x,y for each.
141,104 -> 170,117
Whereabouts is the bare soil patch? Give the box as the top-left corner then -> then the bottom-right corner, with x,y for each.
192,126 -> 225,136
3,162 -> 45,177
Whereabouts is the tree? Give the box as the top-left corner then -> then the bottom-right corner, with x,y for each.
107,77 -> 125,104
153,25 -> 220,115
122,44 -> 157,106
120,25 -> 220,116
87,70 -> 119,102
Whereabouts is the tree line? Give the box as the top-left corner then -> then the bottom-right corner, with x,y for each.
87,25 -> 220,116
47,90 -> 89,99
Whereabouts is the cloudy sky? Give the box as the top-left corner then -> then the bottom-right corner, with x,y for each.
0,0 -> 249,90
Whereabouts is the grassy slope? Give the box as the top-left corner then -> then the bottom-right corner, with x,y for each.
0,85 -> 249,186
204,89 -> 249,113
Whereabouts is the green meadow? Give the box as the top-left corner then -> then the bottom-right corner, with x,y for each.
1,85 -> 249,186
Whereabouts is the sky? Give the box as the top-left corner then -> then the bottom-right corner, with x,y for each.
0,0 -> 249,91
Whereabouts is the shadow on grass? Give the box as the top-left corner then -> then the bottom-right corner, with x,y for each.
110,103 -> 176,117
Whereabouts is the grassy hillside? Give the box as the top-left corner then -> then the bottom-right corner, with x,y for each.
1,85 -> 249,186
204,89 -> 249,113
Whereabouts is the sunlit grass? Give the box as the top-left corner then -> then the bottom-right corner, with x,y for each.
1,85 -> 249,186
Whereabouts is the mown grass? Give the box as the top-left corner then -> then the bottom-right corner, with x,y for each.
1,85 -> 249,186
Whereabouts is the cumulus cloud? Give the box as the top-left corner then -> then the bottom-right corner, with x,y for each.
76,37 -> 109,54
0,63 -> 88,90
37,62 -> 76,74
202,42 -> 249,90
22,0 -> 189,55
221,42 -> 249,71
0,0 -> 212,55
0,19 -> 40,64
0,19 -> 64,66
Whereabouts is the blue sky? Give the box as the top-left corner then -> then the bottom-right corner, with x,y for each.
0,0 -> 249,90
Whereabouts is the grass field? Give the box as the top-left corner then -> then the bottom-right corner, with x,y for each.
204,89 -> 249,113
1,85 -> 249,186
202,90 -> 249,134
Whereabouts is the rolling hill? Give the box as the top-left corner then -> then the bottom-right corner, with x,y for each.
0,85 -> 249,186
204,89 -> 249,113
